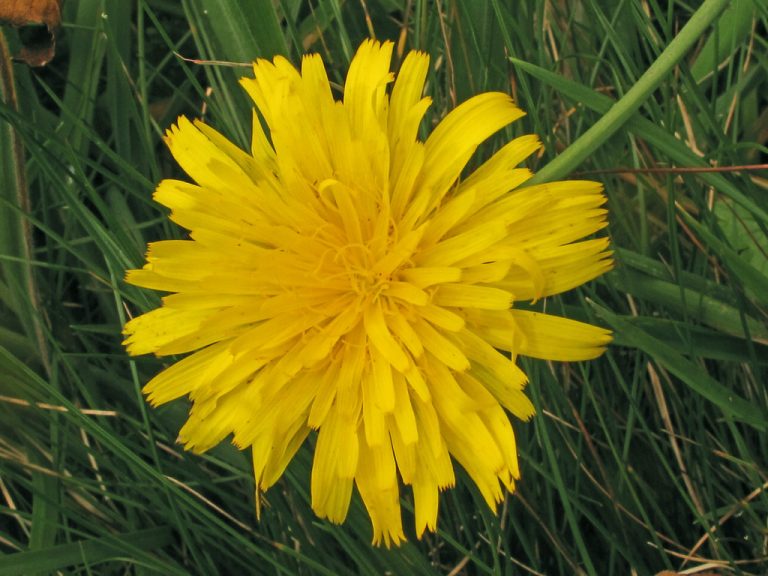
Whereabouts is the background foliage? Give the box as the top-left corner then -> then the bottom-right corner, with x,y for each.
1,0 -> 767,574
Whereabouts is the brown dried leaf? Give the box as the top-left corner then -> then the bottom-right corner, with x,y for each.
0,0 -> 62,66
0,0 -> 61,26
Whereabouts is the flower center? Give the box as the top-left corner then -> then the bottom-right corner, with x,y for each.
335,243 -> 389,301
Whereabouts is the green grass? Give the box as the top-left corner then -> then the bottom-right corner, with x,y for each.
1,0 -> 767,574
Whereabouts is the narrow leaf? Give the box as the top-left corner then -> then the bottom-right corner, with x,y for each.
593,303 -> 768,431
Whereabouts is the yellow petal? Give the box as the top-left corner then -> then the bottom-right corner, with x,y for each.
432,284 -> 513,310
413,319 -> 470,372
422,358 -> 477,416
241,55 -> 301,132
335,327 -> 366,417
250,110 -> 276,169
416,220 -> 507,267
457,134 -> 540,208
390,140 -> 425,222
483,405 -> 520,480
307,360 -> 340,429
511,310 -> 612,360
371,226 -> 424,278
419,92 -> 525,209
455,328 -> 535,420
418,304 -> 465,332
391,372 -> 418,446
529,240 -> 614,298
123,306 -> 214,356
344,39 -> 394,136
371,347 -> 395,412
387,313 -> 424,359
141,341 -> 230,405
404,365 -> 430,402
389,412 -> 417,483
165,117 -> 255,193
300,52 -> 336,120
382,281 -> 429,306
399,266 -> 461,288
420,188 -> 477,248
361,370 -> 388,447
311,409 -> 358,522
178,385 -> 257,453
258,419 -> 310,488
193,119 -> 264,184
364,301 -> 410,373
312,435 -> 354,523
355,441 -> 405,547
438,412 -> 505,508
460,260 -> 512,284
388,48 -> 430,149
227,312 -> 325,357
413,473 -> 439,538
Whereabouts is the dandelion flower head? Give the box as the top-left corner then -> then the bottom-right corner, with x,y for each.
124,39 -> 613,546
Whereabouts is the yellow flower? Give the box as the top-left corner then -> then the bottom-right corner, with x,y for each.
124,39 -> 612,547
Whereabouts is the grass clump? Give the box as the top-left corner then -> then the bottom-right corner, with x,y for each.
1,0 -> 766,574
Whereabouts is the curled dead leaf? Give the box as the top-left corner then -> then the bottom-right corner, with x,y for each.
0,0 -> 61,26
0,0 -> 62,66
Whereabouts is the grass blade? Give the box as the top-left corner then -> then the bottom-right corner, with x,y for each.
0,527 -> 176,576
593,303 -> 768,431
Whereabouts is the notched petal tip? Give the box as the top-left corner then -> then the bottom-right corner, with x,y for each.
163,114 -> 192,141
357,37 -> 394,54
124,267 -> 140,284
122,337 -> 147,358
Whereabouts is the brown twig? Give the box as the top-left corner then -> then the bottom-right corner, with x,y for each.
578,164 -> 767,176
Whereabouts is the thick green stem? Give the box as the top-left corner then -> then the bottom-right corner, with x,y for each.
528,0 -> 731,184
